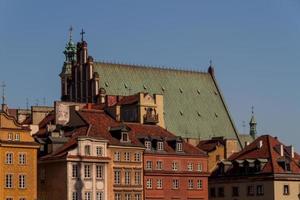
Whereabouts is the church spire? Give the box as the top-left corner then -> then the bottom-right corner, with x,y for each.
63,26 -> 76,62
249,106 -> 257,139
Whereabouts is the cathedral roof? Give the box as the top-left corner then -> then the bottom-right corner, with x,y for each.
93,62 -> 240,144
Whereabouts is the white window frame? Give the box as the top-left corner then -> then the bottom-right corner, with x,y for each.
96,146 -> 103,157
19,174 -> 26,189
96,165 -> 103,179
5,152 -> 13,164
114,152 -> 121,161
124,152 -> 131,161
19,153 -> 26,165
157,179 -> 163,189
84,165 -> 91,179
146,161 -> 152,170
146,179 -> 152,189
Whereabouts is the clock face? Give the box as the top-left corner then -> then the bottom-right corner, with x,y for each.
56,103 -> 70,125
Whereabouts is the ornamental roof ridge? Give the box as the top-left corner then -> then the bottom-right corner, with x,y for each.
94,59 -> 207,74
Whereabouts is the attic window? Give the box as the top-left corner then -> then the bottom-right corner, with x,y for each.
124,83 -> 128,89
179,111 -> 183,116
197,89 -> 201,95
145,141 -> 152,151
157,141 -> 164,151
161,86 -> 165,92
179,88 -> 183,93
105,82 -> 109,87
121,132 -> 130,143
214,91 -> 218,95
215,113 -> 218,118
176,142 -> 183,152
197,112 -> 202,117
143,84 -> 147,90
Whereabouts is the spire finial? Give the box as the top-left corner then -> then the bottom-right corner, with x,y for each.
80,28 -> 85,42
1,81 -> 6,105
209,59 -> 213,66
251,105 -> 254,115
68,26 -> 73,42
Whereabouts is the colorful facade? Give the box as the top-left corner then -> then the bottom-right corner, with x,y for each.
0,110 -> 39,200
209,135 -> 300,200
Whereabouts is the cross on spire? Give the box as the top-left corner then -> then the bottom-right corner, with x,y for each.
80,28 -> 85,42
68,26 -> 73,42
1,81 -> 6,105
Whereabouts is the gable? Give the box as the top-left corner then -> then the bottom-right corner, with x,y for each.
94,62 -> 239,141
0,112 -> 23,129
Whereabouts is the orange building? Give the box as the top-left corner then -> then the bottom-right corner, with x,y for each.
0,110 -> 39,200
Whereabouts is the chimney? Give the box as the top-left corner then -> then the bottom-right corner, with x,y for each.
280,144 -> 284,157
258,140 -> 263,148
290,146 -> 295,159
245,141 -> 250,147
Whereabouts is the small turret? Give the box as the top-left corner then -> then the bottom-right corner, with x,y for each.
249,106 -> 257,139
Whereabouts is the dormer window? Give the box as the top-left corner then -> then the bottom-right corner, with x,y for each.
176,142 -> 183,152
145,141 -> 152,151
8,133 -> 13,141
157,141 -> 164,151
84,145 -> 91,156
121,132 -> 130,143
15,133 -> 20,141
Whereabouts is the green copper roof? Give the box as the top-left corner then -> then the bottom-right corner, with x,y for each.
94,62 -> 239,140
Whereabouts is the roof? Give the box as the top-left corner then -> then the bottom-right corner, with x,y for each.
216,135 -> 300,175
93,62 -> 239,141
238,134 -> 255,148
197,137 -> 226,153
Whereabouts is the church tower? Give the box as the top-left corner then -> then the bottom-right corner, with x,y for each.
249,106 -> 257,139
60,27 -> 76,101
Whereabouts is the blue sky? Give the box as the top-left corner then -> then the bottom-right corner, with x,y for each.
0,0 -> 299,150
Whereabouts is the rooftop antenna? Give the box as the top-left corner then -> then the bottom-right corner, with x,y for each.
1,81 -> 6,105
26,98 -> 29,110
35,99 -> 39,106
80,28 -> 85,42
242,120 -> 246,134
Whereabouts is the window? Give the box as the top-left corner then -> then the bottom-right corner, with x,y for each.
146,179 -> 152,189
172,179 -> 179,189
84,192 -> 92,200
114,152 -> 120,161
145,141 -> 151,150
84,145 -> 91,156
72,192 -> 78,200
257,185 -> 264,196
8,133 -> 13,140
19,198 -> 26,200
96,192 -> 104,200
124,152 -> 131,161
176,142 -> 183,152
122,132 -> 129,142
84,165 -> 91,178
232,186 -> 239,197
134,153 -> 141,162
19,153 -> 26,165
187,163 -> 193,171
19,174 -> 26,188
6,153 -> 13,164
197,179 -> 203,189
134,171 -> 141,185
157,141 -> 164,151
188,179 -> 193,189
125,170 -> 131,185
172,162 -> 178,171
6,198 -> 13,200
96,165 -> 103,179
125,193 -> 131,200
5,174 -> 13,188
72,164 -> 78,178
96,146 -> 103,156
115,193 -> 121,200
146,161 -> 152,170
247,185 -> 254,196
114,170 -> 121,185
217,187 -> 224,197
15,133 -> 20,141
197,163 -> 203,172
157,179 -> 163,189
283,185 -> 290,195
156,161 -> 163,170
210,187 -> 216,197
134,194 -> 141,200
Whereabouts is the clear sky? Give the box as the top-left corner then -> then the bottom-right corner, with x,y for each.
1,0 -> 299,150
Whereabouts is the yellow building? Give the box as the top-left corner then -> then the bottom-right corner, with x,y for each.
0,110 -> 39,200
